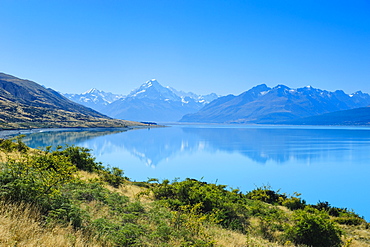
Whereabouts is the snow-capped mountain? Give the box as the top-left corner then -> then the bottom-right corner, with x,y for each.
102,79 -> 219,122
168,87 -> 218,105
64,79 -> 219,122
127,79 -> 180,101
180,84 -> 370,123
63,88 -> 125,112
126,79 -> 218,104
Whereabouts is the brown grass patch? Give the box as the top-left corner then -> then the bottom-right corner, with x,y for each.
204,223 -> 284,247
0,202 -> 101,247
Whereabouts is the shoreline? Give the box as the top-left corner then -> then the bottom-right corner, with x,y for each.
0,125 -> 162,139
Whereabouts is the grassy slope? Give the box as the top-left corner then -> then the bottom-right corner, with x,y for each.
0,97 -> 146,129
0,141 -> 369,246
0,72 -> 148,129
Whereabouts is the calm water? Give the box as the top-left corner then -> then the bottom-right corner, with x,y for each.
22,125 -> 370,220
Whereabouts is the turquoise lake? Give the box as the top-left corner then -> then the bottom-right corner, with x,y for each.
22,124 -> 370,220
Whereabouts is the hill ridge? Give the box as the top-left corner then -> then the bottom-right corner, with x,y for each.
0,72 -> 144,129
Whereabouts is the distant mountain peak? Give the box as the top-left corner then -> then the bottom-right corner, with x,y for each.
248,84 -> 271,94
84,88 -> 101,94
350,91 -> 365,97
64,78 -> 219,122
142,79 -> 162,89
274,84 -> 291,90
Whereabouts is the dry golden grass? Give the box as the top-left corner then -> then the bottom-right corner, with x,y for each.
0,202 -> 101,247
78,170 -> 100,181
119,183 -> 151,202
340,224 -> 370,247
204,223 -> 284,247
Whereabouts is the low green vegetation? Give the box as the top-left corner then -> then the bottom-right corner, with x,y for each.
0,137 -> 369,246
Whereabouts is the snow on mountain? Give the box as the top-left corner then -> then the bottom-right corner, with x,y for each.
102,79 -> 219,122
63,88 -> 124,112
168,86 -> 219,105
127,79 -> 180,101
180,84 -> 370,124
64,79 -> 219,122
126,79 -> 219,105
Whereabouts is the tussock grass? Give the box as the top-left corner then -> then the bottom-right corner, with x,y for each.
340,224 -> 370,246
0,202 -> 100,247
204,223 -> 284,247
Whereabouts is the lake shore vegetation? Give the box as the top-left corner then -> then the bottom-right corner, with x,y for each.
0,137 -> 369,246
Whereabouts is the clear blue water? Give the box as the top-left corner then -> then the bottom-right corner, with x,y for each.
22,125 -> 370,220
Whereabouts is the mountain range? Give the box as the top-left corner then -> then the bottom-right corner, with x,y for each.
64,89 -> 125,113
2,71 -> 370,127
180,84 -> 370,124
0,73 -> 143,129
64,79 -> 218,122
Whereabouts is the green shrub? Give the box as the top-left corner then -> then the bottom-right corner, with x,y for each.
100,166 -> 128,188
282,194 -> 306,210
334,216 -> 365,226
141,203 -> 215,246
0,148 -> 77,210
47,202 -> 88,228
0,135 -> 29,153
285,208 -> 343,247
150,178 -> 249,232
246,186 -> 286,204
91,218 -> 145,246
0,138 -> 17,152
56,145 -> 103,172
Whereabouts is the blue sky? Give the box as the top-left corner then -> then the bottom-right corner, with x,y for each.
0,0 -> 369,95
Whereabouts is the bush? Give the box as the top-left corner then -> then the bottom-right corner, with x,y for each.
100,166 -> 128,188
0,147 -> 77,210
334,216 -> 365,226
282,194 -> 306,210
56,145 -> 103,172
285,208 -> 343,247
150,178 -> 250,232
0,135 -> 29,153
246,186 -> 286,204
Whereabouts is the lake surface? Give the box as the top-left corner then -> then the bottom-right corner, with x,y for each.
21,124 -> 370,220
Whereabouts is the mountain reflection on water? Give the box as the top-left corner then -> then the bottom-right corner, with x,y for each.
23,125 -> 370,167
23,128 -> 128,149
183,126 -> 369,164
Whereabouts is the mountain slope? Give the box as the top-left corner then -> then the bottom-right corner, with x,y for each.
0,73 -> 143,129
281,106 -> 370,125
180,84 -> 370,123
0,73 -> 106,118
102,79 -> 218,122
